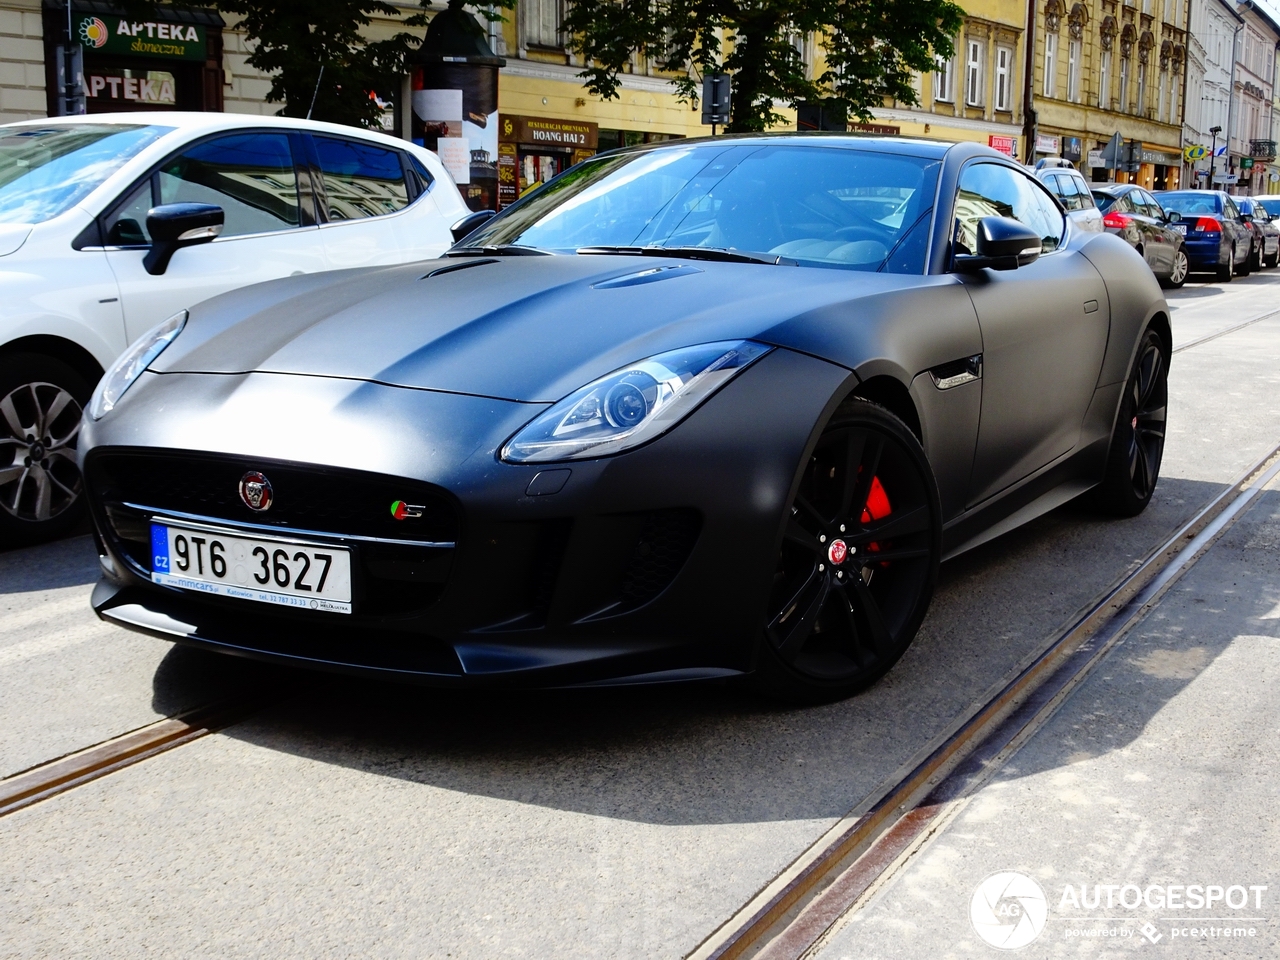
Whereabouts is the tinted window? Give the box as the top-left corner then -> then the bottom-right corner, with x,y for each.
1139,190 -> 1166,220
0,123 -> 169,225
1224,196 -> 1240,219
103,179 -> 153,244
1092,191 -> 1117,212
1156,191 -> 1221,216
955,162 -> 1064,254
314,137 -> 409,220
1072,177 -> 1096,209
466,144 -> 942,274
1048,174 -> 1080,210
158,133 -> 300,237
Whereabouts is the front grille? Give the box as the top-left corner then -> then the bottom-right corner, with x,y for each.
618,509 -> 700,609
87,450 -> 459,617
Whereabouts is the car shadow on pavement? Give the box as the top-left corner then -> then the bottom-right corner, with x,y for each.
0,534 -> 102,593
148,475 -> 1239,827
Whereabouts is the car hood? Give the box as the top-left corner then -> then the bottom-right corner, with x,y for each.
154,254 -> 940,403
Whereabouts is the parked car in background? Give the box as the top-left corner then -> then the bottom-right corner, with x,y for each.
1032,159 -> 1104,234
1151,189 -> 1254,281
1255,196 -> 1280,221
1090,183 -> 1189,288
1234,196 -> 1280,269
0,112 -> 468,544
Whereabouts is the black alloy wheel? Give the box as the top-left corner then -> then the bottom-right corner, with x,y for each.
0,354 -> 93,546
1161,246 -> 1189,289
1091,328 -> 1168,517
757,399 -> 941,701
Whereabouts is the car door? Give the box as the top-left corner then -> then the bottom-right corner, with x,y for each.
1133,189 -> 1174,273
309,135 -> 448,270
952,161 -> 1111,506
102,131 -> 327,343
1222,195 -> 1250,262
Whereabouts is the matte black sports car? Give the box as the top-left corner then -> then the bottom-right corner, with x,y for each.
81,135 -> 1170,701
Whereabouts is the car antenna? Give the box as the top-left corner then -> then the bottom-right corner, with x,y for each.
306,66 -> 324,121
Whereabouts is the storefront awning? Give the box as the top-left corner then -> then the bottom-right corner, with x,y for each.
42,0 -> 225,28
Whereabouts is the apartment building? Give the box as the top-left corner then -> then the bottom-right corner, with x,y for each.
1226,0 -> 1279,193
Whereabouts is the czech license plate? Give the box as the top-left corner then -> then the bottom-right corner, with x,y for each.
150,522 -> 353,614
1173,223 -> 1187,234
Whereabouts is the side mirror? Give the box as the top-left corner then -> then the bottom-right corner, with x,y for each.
143,203 -> 224,275
450,209 -> 497,244
953,216 -> 1042,273
1240,213 -> 1254,224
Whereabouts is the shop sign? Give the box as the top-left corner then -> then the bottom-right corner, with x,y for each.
497,142 -> 518,208
988,135 -> 1017,157
1139,147 -> 1181,166
1184,143 -> 1208,161
851,123 -> 900,135
500,115 -> 598,149
1241,157 -> 1255,168
1062,136 -> 1082,162
1035,133 -> 1060,154
85,70 -> 176,105
1087,149 -> 1105,168
1212,173 -> 1239,184
76,14 -> 207,61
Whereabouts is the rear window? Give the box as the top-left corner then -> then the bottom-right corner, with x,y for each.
1156,191 -> 1221,216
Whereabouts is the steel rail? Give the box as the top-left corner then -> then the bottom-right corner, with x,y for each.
1172,306 -> 1280,354
688,439 -> 1280,960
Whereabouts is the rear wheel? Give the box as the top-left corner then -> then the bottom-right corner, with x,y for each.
1091,328 -> 1168,517
1217,248 -> 1234,282
756,399 -> 941,702
1267,247 -> 1279,269
1250,242 -> 1262,271
0,354 -> 92,547
1161,247 -> 1189,289
1236,242 -> 1252,275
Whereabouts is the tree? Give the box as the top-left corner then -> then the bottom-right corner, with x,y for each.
561,0 -> 967,133
213,0 -> 429,128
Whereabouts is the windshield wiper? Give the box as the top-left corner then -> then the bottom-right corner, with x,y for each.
578,245 -> 796,266
446,244 -> 553,257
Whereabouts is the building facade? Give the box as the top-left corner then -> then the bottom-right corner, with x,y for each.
871,0 -> 1028,159
1225,1 -> 1279,194
1183,0 -> 1237,187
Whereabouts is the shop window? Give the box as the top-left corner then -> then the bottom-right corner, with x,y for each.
158,133 -> 300,237
314,137 -> 410,220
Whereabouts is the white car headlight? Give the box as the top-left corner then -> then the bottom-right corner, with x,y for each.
88,310 -> 187,420
502,340 -> 772,463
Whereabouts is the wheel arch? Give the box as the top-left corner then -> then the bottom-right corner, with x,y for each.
0,335 -> 106,390
848,374 -> 922,442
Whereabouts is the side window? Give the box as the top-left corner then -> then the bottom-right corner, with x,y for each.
1224,197 -> 1240,219
405,153 -> 435,195
1054,175 -> 1082,211
1140,191 -> 1165,220
1116,192 -> 1138,215
1071,177 -> 1096,209
157,133 -> 300,237
103,179 -> 154,245
314,137 -> 410,220
955,162 -> 1065,255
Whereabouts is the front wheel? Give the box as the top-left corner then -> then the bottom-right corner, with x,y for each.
1091,328 -> 1168,517
0,354 -> 93,547
755,399 -> 941,702
1161,247 -> 1189,289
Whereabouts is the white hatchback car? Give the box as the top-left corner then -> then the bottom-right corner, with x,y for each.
0,112 -> 470,543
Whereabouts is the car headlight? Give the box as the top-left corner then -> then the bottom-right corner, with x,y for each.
88,310 -> 187,420
501,340 -> 772,463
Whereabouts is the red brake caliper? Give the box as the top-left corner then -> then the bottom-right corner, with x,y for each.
862,476 -> 891,559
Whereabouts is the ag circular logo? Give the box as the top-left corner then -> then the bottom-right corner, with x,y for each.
79,17 -> 109,49
970,871 -> 1048,949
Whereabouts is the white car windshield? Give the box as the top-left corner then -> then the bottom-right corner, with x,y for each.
0,123 -> 171,225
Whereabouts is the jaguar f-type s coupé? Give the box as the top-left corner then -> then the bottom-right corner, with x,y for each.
81,135 -> 1169,700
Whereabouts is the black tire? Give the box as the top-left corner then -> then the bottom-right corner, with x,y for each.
1091,328 -> 1168,518
1267,250 -> 1279,269
754,398 -> 942,703
1160,247 -> 1189,289
0,353 -> 93,547
1217,248 -> 1234,282
1250,243 -> 1262,272
1237,243 -> 1252,276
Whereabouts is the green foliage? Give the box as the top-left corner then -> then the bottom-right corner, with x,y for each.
212,0 -> 430,128
561,0 -> 966,133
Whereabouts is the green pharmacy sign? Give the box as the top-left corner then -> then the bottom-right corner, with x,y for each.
77,15 -> 207,61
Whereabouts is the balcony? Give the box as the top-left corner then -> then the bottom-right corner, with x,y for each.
1249,139 -> 1277,160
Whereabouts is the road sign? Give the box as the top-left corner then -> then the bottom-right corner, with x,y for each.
701,74 -> 731,127
1100,132 -> 1124,170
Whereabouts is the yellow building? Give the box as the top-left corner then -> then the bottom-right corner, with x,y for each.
1031,0 -> 1190,189
871,0 -> 1029,159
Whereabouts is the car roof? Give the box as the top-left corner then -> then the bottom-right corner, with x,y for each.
1091,183 -> 1134,194
598,132 -> 964,162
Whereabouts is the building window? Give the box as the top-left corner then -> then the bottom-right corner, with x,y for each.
523,0 -> 563,49
1099,49 -> 1111,109
1119,56 -> 1129,112
965,39 -> 984,105
1067,39 -> 1081,102
1157,68 -> 1167,122
1044,32 -> 1058,98
995,45 -> 1013,111
1137,62 -> 1146,115
935,54 -> 955,102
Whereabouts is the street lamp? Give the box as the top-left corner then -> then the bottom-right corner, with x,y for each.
1209,125 -> 1222,187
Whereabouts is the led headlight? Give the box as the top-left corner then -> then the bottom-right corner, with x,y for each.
88,310 -> 187,420
502,340 -> 772,463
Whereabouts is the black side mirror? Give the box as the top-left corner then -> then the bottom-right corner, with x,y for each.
451,209 -> 497,244
953,216 -> 1043,273
143,203 -> 224,275
1239,213 -> 1254,224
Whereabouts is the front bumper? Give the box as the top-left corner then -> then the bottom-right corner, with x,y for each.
83,350 -> 852,687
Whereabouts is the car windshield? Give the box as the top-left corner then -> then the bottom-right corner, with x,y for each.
0,123 -> 171,225
463,143 -> 943,273
1155,191 -> 1220,216
1257,198 -> 1280,218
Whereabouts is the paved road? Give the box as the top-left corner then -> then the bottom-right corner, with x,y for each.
2,273 -> 1279,958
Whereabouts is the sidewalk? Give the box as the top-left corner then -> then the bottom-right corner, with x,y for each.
812,484 -> 1280,958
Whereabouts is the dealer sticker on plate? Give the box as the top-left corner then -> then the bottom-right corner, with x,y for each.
150,522 -> 353,614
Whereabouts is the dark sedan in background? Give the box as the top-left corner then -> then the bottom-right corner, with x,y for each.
1090,184 -> 1189,288
1235,196 -> 1280,269
1153,189 -> 1254,281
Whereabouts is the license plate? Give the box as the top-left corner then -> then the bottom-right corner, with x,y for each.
150,522 -> 353,614
1173,223 -> 1187,234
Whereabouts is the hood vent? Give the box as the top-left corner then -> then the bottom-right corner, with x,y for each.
592,264 -> 703,289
